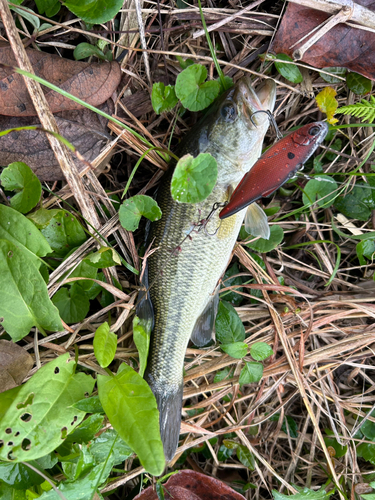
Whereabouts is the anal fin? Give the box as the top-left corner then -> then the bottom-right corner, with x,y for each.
190,288 -> 219,347
245,202 -> 270,240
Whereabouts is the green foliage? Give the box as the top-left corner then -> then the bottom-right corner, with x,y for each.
334,182 -> 375,221
74,42 -> 112,61
97,363 -> 165,475
0,353 -> 95,462
52,284 -> 90,324
215,300 -> 245,344
346,72 -> 372,95
171,153 -> 218,203
133,316 -> 151,377
62,0 -> 124,24
222,440 -> 255,470
151,82 -> 179,114
250,342 -> 273,361
119,195 -> 162,231
175,64 -> 220,111
302,175 -> 338,208
273,486 -> 334,500
239,362 -> 263,384
336,95 -> 375,123
35,0 -> 61,17
221,342 -> 248,359
0,162 -> 42,214
274,54 -> 303,84
84,246 -> 121,268
221,263 -> 244,306
319,67 -> 346,84
356,239 -> 375,266
176,55 -> 194,69
246,225 -> 284,253
93,322 -> 117,368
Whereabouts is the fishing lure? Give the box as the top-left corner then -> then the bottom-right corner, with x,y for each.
219,121 -> 329,224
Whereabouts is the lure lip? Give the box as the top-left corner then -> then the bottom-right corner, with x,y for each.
219,121 -> 329,220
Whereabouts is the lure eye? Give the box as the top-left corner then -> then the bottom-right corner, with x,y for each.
309,126 -> 321,136
220,102 -> 237,122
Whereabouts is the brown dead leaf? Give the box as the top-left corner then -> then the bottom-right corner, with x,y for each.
0,101 -> 113,180
0,339 -> 33,393
271,1 -> 375,81
0,46 -> 121,116
134,470 -> 246,500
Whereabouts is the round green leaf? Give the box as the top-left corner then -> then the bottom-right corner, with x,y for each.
246,225 -> 284,253
1,162 -> 42,214
346,72 -> 372,95
215,300 -> 245,344
62,0 -> 123,24
94,322 -> 117,368
250,341 -> 273,361
171,153 -> 217,203
303,175 -> 338,208
119,195 -> 162,232
52,284 -> 90,324
239,361 -> 263,385
41,209 -> 87,256
274,54 -> 303,84
175,64 -> 220,111
221,342 -> 248,359
151,82 -> 178,114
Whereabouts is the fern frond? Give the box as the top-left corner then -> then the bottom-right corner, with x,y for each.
336,95 -> 375,123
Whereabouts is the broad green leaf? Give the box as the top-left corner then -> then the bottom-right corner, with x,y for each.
0,353 -> 95,462
319,67 -> 346,84
89,429 -> 133,466
221,263 -> 243,306
41,210 -> 87,256
1,162 -> 41,214
175,64 -> 220,111
315,87 -> 338,125
151,82 -> 178,114
65,413 -> 104,445
0,482 -> 27,499
36,453 -> 58,470
0,204 -> 52,266
335,184 -> 373,221
62,0 -> 123,24
273,486 -> 334,500
93,322 -> 117,368
346,72 -> 372,95
74,42 -> 106,61
250,342 -> 273,361
274,54 -> 303,84
35,0 -> 61,16
213,367 -> 233,383
66,260 -> 98,291
84,246 -> 121,268
72,395 -> 104,414
62,446 -> 95,481
176,55 -> 194,69
324,436 -> 347,458
282,416 -> 298,438
0,239 -> 62,341
221,342 -> 248,359
359,412 -> 375,440
27,208 -> 60,229
239,362 -> 263,385
246,225 -> 284,252
133,316 -> 151,377
358,442 -> 375,465
52,284 -> 90,324
215,300 -> 245,344
119,195 -> 162,232
356,239 -> 375,266
302,175 -> 338,208
171,153 -> 217,203
0,462 -> 44,489
237,444 -> 255,470
97,363 -> 165,475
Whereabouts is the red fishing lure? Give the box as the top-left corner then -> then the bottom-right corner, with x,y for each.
219,121 -> 329,220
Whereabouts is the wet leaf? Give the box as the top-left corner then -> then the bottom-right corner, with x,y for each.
133,316 -> 151,378
315,87 -> 338,125
0,340 -> 33,393
175,64 -> 220,112
119,195 -> 162,232
171,153 -> 217,203
0,462 -> 44,490
0,162 -> 41,214
274,53 -> 303,84
346,72 -> 372,95
93,322 -> 117,368
250,342 -> 273,361
0,353 -> 95,462
0,47 -> 121,117
303,175 -> 338,208
151,82 -> 178,114
221,342 -> 248,359
63,0 -> 123,24
0,240 -> 62,341
246,225 -> 284,252
239,362 -> 263,385
215,300 -> 245,344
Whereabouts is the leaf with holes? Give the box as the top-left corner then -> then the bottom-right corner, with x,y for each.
0,162 -> 42,214
0,353 -> 95,462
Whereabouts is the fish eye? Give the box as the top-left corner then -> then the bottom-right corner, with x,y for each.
309,126 -> 321,136
220,102 -> 237,122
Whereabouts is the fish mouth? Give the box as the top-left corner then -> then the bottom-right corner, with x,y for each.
235,76 -> 276,128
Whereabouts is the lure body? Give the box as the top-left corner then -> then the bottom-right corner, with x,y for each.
219,121 -> 329,220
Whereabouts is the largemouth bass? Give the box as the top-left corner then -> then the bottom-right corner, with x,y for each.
137,76 -> 276,461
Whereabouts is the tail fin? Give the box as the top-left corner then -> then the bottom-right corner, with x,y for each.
146,375 -> 183,462
245,203 -> 270,240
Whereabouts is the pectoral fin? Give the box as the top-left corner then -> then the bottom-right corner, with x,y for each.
245,203 -> 270,240
190,288 -> 219,347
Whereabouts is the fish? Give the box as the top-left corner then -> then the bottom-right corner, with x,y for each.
219,121 -> 329,232
137,77 -> 276,461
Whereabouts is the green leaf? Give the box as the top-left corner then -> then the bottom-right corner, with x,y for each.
74,42 -> 106,61
221,342 -> 248,359
84,246 -> 121,268
302,175 -> 338,208
346,72 -> 372,95
175,64 -> 220,111
282,416 -> 298,438
151,82 -> 178,114
221,263 -> 243,306
0,205 -> 52,267
89,428 -> 133,466
10,6 -> 40,31
358,442 -> 375,465
246,225 -> 284,253
171,153 -> 218,204
319,67 -> 346,84
336,95 -> 375,123
250,342 -> 273,361
239,362 -> 263,384
41,210 -> 87,257
52,284 -> 90,324
356,239 -> 375,266
65,260 -> 98,291
324,436 -> 347,458
0,462 -> 44,489
72,395 -> 104,414
119,195 -> 162,232
0,353 -> 95,462
133,316 -> 151,377
1,162 -> 42,214
274,54 -> 303,84
93,322 -> 117,368
35,0 -> 61,17
213,367 -> 233,384
176,55 -> 194,69
27,208 -> 59,229
0,481 -> 28,499
215,300 -> 245,344
62,0 -> 123,24
273,486 -> 334,500
0,239 -> 62,341
66,414 -> 104,445
334,184 -> 373,221
237,444 -> 255,470
97,363 -> 165,476
359,412 -> 375,440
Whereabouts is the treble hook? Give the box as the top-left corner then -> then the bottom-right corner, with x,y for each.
250,109 -> 283,140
